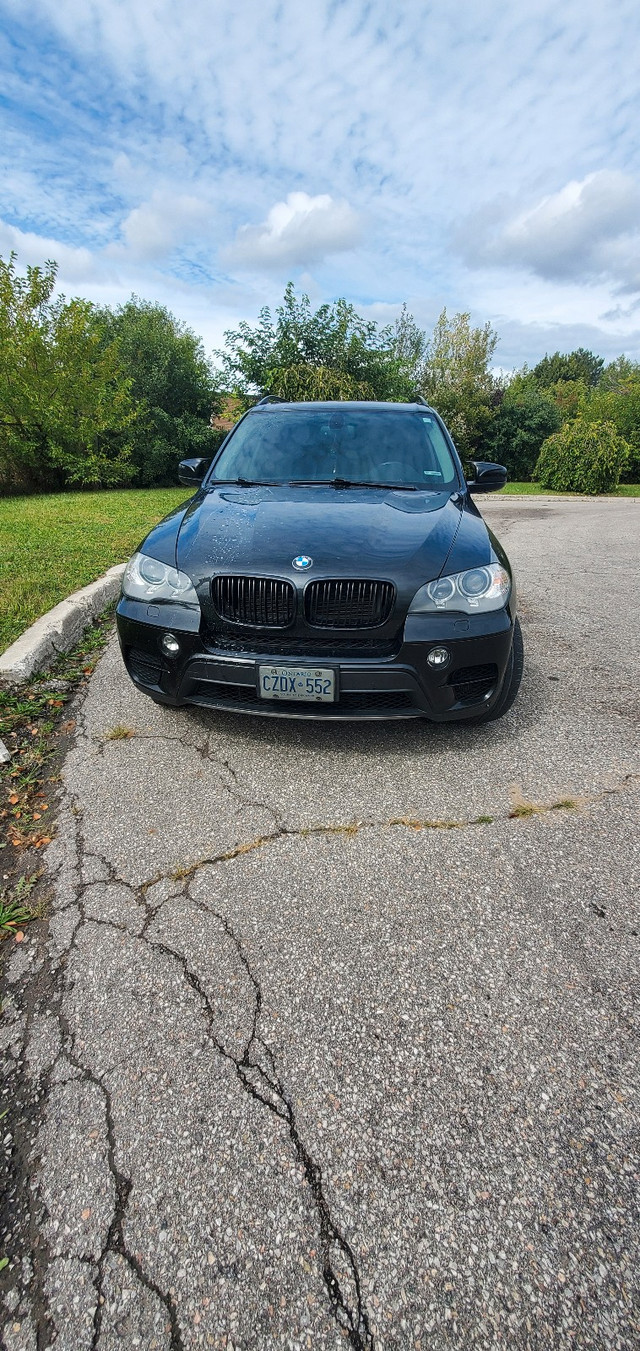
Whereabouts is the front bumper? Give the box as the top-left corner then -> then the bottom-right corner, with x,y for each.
116,598 -> 516,722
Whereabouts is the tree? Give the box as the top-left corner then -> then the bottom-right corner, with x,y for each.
578,374 -> 640,481
96,298 -> 220,486
218,283 -> 417,404
0,253 -> 136,492
391,303 -> 428,386
482,385 -> 561,480
263,364 -> 375,402
545,378 -> 586,424
599,354 -> 640,392
419,308 -> 500,458
532,348 -> 604,389
534,419 -> 629,494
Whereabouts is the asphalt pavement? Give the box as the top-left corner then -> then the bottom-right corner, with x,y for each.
2,495 -> 639,1350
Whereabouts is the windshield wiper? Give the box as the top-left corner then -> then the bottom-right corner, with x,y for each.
211,478 -> 283,487
288,478 -> 419,491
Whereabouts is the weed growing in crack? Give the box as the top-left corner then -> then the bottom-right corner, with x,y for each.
388,815 -> 462,831
103,725 -> 135,741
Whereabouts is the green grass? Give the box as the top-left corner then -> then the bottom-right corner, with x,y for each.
499,481 -> 640,496
0,488 -> 186,654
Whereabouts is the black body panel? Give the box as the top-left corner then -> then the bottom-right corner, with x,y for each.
117,401 -> 517,722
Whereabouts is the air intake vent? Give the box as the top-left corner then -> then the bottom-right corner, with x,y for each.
448,663 -> 498,703
305,579 -> 395,629
212,576 -> 295,628
128,649 -> 163,686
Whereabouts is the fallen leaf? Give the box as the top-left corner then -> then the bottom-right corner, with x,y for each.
60,720 -> 76,734
15,932 -> 25,943
9,794 -> 19,805
81,1208 -> 91,1220
33,813 -> 41,821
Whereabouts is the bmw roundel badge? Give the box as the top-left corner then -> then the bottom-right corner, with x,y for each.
292,555 -> 313,571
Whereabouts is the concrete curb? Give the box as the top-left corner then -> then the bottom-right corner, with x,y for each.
0,564 -> 126,685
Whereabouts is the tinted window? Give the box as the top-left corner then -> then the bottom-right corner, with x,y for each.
210,408 -> 458,489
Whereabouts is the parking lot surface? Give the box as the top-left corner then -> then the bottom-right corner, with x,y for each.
2,496 -> 639,1349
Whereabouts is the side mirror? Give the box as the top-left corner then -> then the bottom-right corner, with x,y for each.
178,458 -> 210,487
466,460 -> 507,493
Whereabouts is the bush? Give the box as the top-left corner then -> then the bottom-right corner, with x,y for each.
534,419 -> 630,494
482,386 -> 560,480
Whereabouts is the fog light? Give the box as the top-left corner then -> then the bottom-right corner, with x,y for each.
161,633 -> 181,658
427,646 -> 450,669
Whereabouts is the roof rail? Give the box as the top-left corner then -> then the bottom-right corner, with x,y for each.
256,394 -> 287,405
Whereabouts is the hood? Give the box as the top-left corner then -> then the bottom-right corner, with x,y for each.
172,484 -> 463,586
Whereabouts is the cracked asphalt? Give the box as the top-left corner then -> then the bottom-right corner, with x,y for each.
1,495 -> 639,1350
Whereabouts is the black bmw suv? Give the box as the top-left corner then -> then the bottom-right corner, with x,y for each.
116,399 -> 522,722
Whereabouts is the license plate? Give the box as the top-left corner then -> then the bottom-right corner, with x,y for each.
258,665 -> 336,702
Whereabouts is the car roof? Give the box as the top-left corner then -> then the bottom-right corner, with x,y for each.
248,400 -> 437,414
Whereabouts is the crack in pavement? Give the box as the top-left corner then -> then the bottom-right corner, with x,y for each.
52,814 -> 185,1347
25,768 -> 640,1347
7,676 -> 639,1348
146,911 -> 375,1349
133,770 -> 640,894
17,794 -> 377,1348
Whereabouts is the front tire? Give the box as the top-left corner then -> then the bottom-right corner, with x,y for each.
467,617 -> 523,724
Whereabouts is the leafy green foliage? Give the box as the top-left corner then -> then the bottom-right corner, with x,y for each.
391,304 -> 428,386
534,419 -> 630,494
482,384 -> 561,480
0,254 -> 137,492
419,308 -> 499,458
578,362 -> 640,480
218,282 -> 417,404
532,348 -> 604,389
4,250 -> 640,499
545,378 -> 586,424
265,363 -> 375,401
96,298 -> 221,485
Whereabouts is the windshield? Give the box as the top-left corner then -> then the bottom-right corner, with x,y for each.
209,407 -> 458,490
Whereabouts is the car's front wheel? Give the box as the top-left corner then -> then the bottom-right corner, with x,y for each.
467,617 -> 524,724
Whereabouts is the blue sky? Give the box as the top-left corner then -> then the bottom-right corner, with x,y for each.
2,0 -> 640,368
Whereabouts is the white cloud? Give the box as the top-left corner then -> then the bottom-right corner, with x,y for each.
3,0 -> 640,364
224,193 -> 362,270
113,189 -> 211,261
0,218 -> 99,283
460,171 -> 640,293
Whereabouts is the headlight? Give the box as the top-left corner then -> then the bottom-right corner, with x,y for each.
122,552 -> 200,607
409,563 -> 510,615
